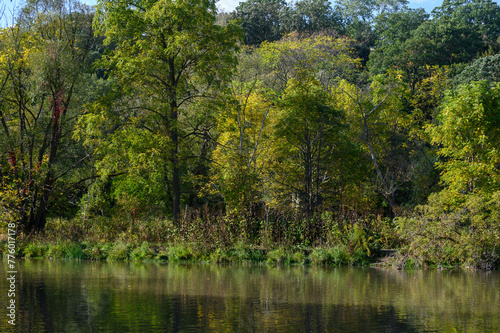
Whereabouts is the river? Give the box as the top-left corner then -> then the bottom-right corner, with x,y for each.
1,260 -> 499,332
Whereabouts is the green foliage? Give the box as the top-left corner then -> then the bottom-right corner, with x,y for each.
46,242 -> 86,260
0,0 -> 100,232
266,246 -> 308,264
130,241 -> 155,261
210,88 -> 273,217
231,0 -> 346,45
454,54 -> 500,86
63,243 -> 86,260
396,191 -> 500,269
334,72 -> 415,214
258,32 -> 360,91
432,0 -> 500,53
369,8 -> 429,77
280,0 -> 342,35
210,242 -> 266,263
20,241 -> 86,259
271,77 -> 347,213
336,0 -> 408,23
97,127 -> 168,213
427,81 -> 500,196
3,0 -> 500,271
266,247 -> 288,264
310,245 -> 349,266
325,219 -> 376,257
22,243 -> 49,259
336,0 -> 408,64
370,0 -> 500,87
0,178 -> 21,230
87,0 -> 242,222
370,216 -> 402,249
233,0 -> 283,45
167,244 -> 196,261
107,241 -> 130,261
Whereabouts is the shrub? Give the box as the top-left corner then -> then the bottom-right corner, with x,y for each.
168,244 -> 196,261
266,248 -> 289,264
63,243 -> 86,260
310,245 -> 349,266
107,241 -> 130,261
130,241 -> 155,261
22,243 -> 49,259
396,191 -> 500,269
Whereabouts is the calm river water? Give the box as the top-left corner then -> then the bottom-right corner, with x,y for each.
1,259 -> 499,332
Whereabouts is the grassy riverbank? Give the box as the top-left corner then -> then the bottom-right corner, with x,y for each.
1,214 -> 399,266
1,211 -> 498,269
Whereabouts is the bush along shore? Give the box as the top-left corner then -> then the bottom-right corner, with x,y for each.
1,209 -> 497,270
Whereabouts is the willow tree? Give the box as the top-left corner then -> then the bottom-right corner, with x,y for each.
90,0 -> 241,223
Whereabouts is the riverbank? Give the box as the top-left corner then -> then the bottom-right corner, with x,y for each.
1,214 -> 497,269
0,215 -> 395,267
0,238 -> 379,266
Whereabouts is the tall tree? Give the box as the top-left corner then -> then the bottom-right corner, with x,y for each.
453,54 -> 500,86
432,0 -> 500,53
335,0 -> 408,64
90,0 -> 241,224
280,0 -> 342,34
258,31 -> 360,92
211,85 -> 274,219
0,0 -> 97,233
368,8 -> 428,84
335,72 -> 413,216
233,0 -> 284,45
372,0 -> 500,83
427,81 -> 500,197
272,77 -> 347,215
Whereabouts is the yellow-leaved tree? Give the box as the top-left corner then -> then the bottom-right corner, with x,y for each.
333,71 -> 413,216
0,1 -> 97,233
397,81 -> 500,269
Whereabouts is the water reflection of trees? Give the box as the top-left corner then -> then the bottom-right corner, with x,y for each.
2,261 -> 498,332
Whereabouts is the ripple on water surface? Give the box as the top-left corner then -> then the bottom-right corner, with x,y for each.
1,260 -> 499,332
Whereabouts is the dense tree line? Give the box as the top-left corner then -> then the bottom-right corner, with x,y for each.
1,0 -> 499,268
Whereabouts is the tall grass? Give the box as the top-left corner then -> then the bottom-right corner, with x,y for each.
0,207 -> 398,266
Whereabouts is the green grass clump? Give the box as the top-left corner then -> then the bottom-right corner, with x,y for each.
62,243 -> 86,259
22,242 -> 49,259
210,248 -> 234,263
310,245 -> 349,266
266,247 -> 308,265
266,247 -> 288,264
168,244 -> 197,261
209,243 -> 266,264
130,241 -> 155,261
107,241 -> 130,261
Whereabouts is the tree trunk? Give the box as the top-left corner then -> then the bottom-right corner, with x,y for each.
363,111 -> 397,217
167,58 -> 181,226
169,108 -> 180,225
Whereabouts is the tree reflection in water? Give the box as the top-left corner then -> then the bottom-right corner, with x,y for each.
1,261 -> 498,332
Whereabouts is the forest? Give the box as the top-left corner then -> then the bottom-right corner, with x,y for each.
0,0 -> 499,269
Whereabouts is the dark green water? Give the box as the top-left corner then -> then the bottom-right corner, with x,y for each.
1,260 -> 499,332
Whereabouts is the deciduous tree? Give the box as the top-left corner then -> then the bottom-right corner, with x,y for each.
0,0 -> 97,233
89,0 -> 241,223
427,81 -> 500,197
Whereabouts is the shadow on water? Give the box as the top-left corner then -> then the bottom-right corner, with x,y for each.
1,260 -> 499,332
